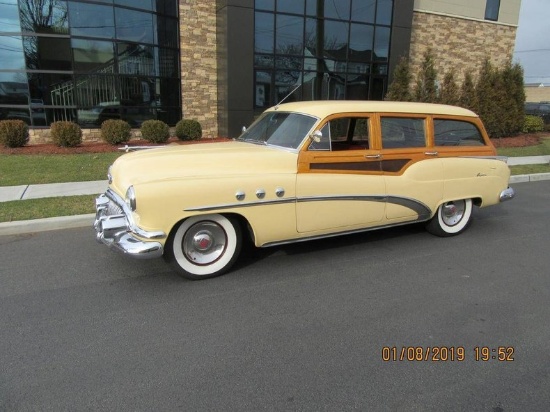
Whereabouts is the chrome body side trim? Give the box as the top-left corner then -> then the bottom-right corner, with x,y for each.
186,194 -> 432,220
185,198 -> 296,212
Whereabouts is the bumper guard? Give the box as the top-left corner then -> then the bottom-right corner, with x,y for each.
499,187 -> 515,202
94,191 -> 165,259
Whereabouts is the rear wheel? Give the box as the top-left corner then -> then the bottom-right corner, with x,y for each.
426,199 -> 473,237
165,214 -> 242,280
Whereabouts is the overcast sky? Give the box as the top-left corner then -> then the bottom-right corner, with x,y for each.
513,0 -> 550,85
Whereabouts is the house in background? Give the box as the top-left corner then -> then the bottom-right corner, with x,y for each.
525,83 -> 550,102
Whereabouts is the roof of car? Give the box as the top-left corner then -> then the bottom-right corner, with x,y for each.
267,100 -> 478,119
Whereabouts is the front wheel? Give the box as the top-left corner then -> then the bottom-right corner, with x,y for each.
426,199 -> 473,237
165,214 -> 242,280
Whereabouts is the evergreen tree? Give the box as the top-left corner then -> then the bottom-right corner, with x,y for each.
413,49 -> 438,103
506,62 -> 526,135
475,58 -> 503,138
438,70 -> 460,106
459,70 -> 477,112
385,56 -> 412,101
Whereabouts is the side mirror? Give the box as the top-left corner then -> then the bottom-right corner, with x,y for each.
310,130 -> 322,143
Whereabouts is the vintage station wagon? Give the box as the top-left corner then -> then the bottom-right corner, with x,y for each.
94,101 -> 515,279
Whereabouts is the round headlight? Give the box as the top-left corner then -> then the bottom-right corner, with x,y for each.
125,186 -> 136,211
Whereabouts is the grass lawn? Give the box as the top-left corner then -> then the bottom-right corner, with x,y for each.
510,164 -> 550,175
0,195 -> 96,223
496,136 -> 550,157
0,152 -> 122,186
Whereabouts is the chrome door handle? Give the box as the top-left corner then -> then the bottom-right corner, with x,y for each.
365,154 -> 381,159
425,151 -> 438,156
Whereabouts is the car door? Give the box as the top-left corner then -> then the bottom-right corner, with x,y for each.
296,115 -> 386,233
378,114 -> 442,221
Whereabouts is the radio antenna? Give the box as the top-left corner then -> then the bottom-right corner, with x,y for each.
275,84 -> 302,110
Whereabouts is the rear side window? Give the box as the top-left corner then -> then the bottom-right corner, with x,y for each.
434,119 -> 486,146
381,117 -> 426,148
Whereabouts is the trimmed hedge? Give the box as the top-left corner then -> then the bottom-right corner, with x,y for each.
0,120 -> 28,148
140,120 -> 170,143
522,115 -> 545,133
101,119 -> 131,145
175,119 -> 202,141
50,121 -> 82,147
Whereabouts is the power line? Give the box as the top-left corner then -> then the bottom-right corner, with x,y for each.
514,48 -> 550,53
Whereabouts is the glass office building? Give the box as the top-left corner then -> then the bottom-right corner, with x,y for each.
253,0 -> 393,109
0,1 -> 519,138
0,0 -> 180,128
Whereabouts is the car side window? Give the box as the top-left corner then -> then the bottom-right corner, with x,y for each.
381,117 -> 425,148
434,119 -> 486,146
308,117 -> 370,151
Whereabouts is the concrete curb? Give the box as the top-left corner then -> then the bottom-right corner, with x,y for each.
509,173 -> 550,183
0,214 -> 95,236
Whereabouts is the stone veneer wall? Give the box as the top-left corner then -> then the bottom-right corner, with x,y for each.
27,128 -> 144,145
179,0 -> 218,138
409,11 -> 518,83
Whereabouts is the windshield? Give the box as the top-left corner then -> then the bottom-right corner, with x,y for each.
237,111 -> 317,149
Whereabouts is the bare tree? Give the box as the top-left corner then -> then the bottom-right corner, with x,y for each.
19,0 -> 68,34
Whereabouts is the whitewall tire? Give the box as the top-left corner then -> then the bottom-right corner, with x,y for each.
165,214 -> 242,280
426,199 -> 473,237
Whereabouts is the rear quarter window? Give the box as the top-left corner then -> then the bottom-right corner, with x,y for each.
433,119 -> 486,146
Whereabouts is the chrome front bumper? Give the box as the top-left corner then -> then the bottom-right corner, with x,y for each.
499,187 -> 515,202
94,190 -> 165,259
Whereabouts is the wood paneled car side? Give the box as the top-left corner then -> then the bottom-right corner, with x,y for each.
94,101 -> 514,279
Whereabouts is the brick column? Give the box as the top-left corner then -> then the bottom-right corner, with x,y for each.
179,0 -> 218,137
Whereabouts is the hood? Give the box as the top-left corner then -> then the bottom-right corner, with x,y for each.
110,141 -> 298,192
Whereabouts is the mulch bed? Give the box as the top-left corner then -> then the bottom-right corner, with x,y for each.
490,134 -> 541,148
0,134 -> 544,155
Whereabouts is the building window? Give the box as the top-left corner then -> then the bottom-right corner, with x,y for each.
253,0 -> 393,112
485,0 -> 500,21
0,0 -> 181,127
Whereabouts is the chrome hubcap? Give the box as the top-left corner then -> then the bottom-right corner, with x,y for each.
442,201 -> 465,226
183,222 -> 227,265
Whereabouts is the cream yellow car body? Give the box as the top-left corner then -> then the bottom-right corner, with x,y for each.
94,101 -> 514,279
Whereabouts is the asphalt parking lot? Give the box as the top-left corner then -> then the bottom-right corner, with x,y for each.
1,181 -> 549,411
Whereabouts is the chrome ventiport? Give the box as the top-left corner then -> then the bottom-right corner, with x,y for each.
256,189 -> 266,199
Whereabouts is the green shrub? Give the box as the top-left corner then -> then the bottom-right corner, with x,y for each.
175,119 -> 202,141
50,121 -> 82,147
101,119 -> 131,145
522,115 -> 544,133
140,120 -> 170,143
0,120 -> 28,148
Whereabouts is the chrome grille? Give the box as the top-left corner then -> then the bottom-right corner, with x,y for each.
106,201 -> 123,216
